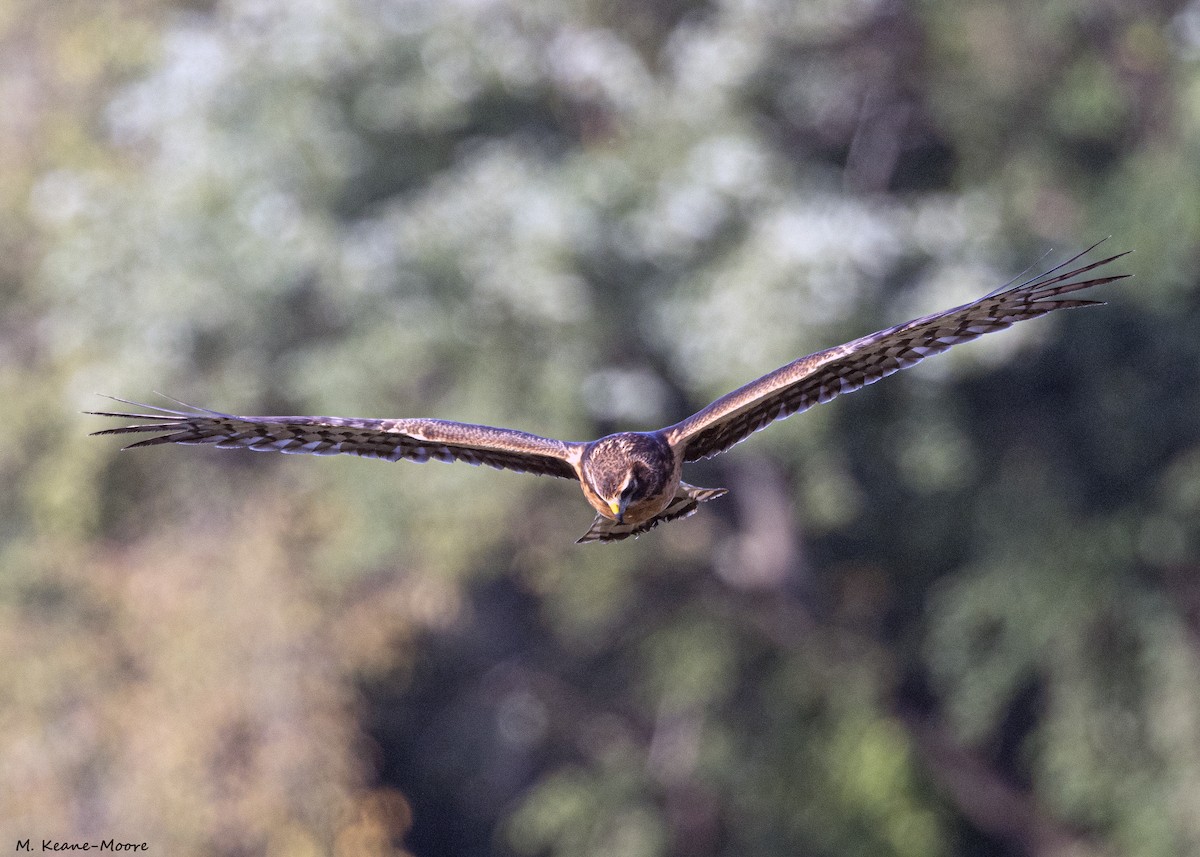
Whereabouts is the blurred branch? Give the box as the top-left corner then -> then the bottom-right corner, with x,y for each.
896,708 -> 1105,857
1160,562 -> 1200,651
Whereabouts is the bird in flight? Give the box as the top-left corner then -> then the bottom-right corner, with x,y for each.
91,243 -> 1128,544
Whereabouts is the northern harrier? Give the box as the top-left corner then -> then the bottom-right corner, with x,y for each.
91,243 -> 1128,543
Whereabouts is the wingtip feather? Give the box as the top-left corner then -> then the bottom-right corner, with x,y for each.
120,436 -> 178,450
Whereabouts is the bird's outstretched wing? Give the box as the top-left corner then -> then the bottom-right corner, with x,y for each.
88,398 -> 582,480
666,242 -> 1131,462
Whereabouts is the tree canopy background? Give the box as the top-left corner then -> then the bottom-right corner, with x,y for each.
3,0 -> 1199,855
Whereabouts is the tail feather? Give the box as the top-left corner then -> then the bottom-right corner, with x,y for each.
576,483 -> 728,544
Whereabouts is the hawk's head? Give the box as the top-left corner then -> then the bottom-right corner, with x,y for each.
581,432 -> 674,523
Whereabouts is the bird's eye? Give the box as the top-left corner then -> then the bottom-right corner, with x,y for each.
621,475 -> 640,500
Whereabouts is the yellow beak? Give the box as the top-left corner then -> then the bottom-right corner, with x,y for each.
609,500 -> 622,518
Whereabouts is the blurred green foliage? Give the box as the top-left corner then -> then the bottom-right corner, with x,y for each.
2,0 -> 1199,855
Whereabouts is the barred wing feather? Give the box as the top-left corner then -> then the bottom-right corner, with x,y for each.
667,243 -> 1130,462
88,399 -> 582,480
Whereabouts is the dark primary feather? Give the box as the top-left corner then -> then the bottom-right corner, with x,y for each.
87,398 -> 581,480
666,242 -> 1131,462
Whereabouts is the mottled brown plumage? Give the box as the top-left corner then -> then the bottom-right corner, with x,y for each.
90,243 -> 1129,543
